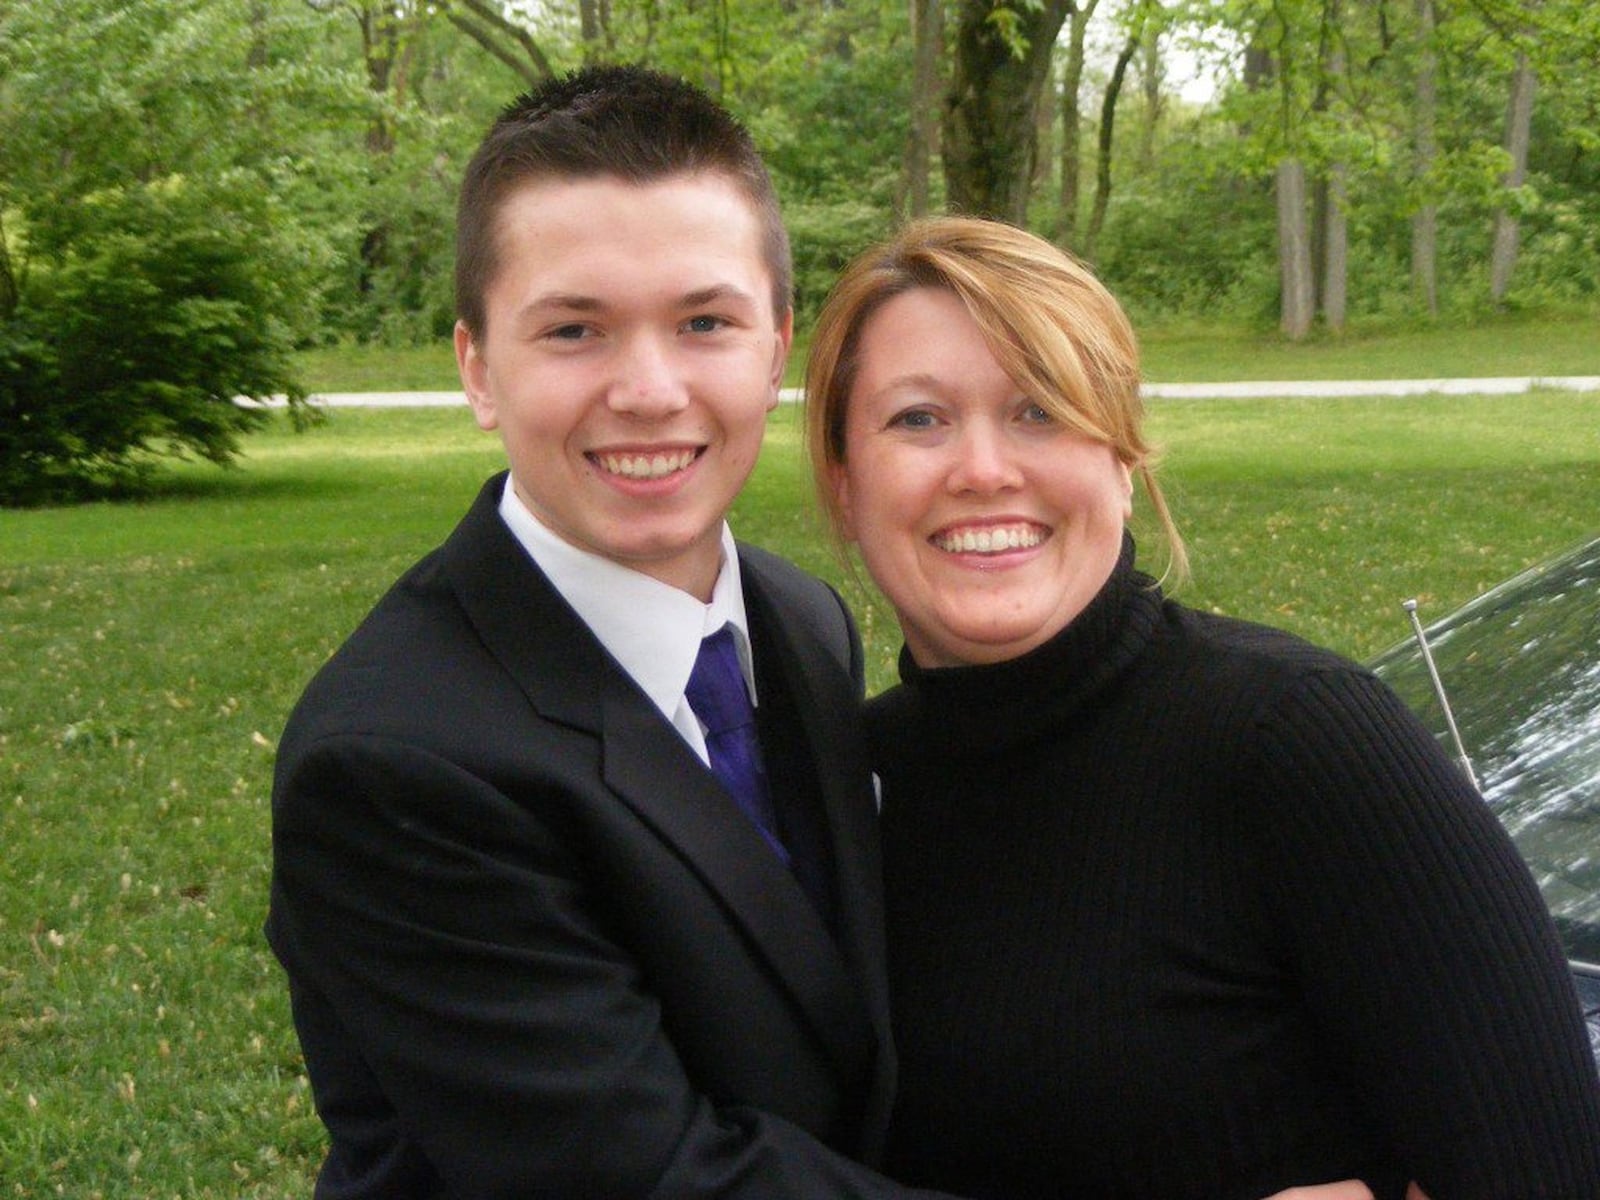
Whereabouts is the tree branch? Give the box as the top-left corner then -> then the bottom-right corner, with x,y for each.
447,0 -> 555,82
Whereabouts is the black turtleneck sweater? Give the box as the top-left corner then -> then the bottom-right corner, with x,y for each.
872,537 -> 1600,1200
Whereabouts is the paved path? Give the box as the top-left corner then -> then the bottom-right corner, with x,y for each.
1140,376 -> 1600,399
245,376 -> 1600,408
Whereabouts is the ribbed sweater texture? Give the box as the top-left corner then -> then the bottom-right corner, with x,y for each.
873,537 -> 1600,1200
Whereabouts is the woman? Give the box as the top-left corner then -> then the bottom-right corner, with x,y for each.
804,216 -> 1600,1200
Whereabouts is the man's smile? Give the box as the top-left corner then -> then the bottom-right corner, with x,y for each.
590,446 -> 704,481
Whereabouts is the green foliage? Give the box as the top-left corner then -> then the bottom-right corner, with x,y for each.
0,179 -> 312,506
327,113 -> 467,346
0,0 -> 367,501
4,0 -> 1597,365
984,1 -> 1050,60
1092,149 -> 1278,320
784,198 -> 901,328
306,11 -> 518,346
723,1 -> 912,325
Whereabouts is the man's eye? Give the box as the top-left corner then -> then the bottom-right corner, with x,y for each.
684,315 -> 725,334
548,324 -> 590,341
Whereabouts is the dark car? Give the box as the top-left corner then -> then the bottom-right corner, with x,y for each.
1368,534 -> 1600,1063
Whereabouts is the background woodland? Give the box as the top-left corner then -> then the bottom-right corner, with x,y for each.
1,0 -> 1596,499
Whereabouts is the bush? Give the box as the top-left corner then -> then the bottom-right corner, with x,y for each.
0,178 -> 312,506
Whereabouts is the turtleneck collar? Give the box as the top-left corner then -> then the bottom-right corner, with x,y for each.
883,531 -> 1165,761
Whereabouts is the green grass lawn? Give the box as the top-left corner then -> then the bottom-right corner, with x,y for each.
1138,309 -> 1600,381
295,310 -> 1600,393
3,392 -> 1599,1195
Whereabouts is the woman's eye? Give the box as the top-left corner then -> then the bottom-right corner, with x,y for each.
1021,402 -> 1055,424
888,409 -> 937,431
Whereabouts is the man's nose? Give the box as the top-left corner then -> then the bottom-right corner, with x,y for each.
609,334 -> 689,418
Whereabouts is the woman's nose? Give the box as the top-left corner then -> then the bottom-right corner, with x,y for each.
947,422 -> 1023,494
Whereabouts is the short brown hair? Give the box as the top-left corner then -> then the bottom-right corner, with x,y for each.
455,65 -> 791,339
804,216 -> 1186,579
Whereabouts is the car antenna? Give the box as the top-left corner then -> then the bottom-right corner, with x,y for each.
1402,598 -> 1480,793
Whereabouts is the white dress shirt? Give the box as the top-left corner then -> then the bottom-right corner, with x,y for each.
496,477 -> 756,767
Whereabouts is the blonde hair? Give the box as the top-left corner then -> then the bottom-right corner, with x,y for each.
803,216 -> 1187,582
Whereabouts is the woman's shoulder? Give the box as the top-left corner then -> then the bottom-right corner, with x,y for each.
1159,600 -> 1370,689
1135,600 -> 1409,766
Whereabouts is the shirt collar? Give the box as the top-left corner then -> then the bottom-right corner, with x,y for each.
495,476 -> 756,724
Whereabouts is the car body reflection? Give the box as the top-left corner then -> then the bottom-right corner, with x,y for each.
1369,535 -> 1600,1062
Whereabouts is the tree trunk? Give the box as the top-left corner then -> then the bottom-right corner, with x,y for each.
1310,175 -> 1327,308
351,3 -> 414,294
1033,72 -> 1055,192
0,210 -> 18,320
943,0 -> 1073,223
901,0 -> 943,219
1410,0 -> 1438,315
1137,20 -> 1164,170
1323,161 -> 1348,332
1318,0 -> 1346,332
357,4 -> 399,156
1085,23 -> 1140,260
1277,158 -> 1315,340
1056,1 -> 1098,247
578,0 -> 608,60
1490,52 -> 1535,305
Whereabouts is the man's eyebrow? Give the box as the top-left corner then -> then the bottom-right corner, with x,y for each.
519,293 -> 605,317
506,294 -> 604,335
679,284 -> 758,309
510,285 -> 759,328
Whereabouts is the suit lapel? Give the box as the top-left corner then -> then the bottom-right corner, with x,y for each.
599,700 -> 875,1079
740,551 -> 894,1143
436,477 -> 878,1084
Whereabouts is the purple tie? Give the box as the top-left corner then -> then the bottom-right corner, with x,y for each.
685,626 -> 789,864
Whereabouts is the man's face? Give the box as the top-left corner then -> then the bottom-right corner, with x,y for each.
456,173 -> 792,601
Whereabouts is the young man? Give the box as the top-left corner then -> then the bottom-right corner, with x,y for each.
265,65 -> 950,1198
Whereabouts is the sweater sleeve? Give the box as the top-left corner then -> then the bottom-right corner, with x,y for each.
1246,664 -> 1600,1199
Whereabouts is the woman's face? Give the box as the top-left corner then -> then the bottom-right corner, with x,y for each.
832,287 -> 1132,668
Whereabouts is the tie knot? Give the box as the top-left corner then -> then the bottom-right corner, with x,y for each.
686,626 -> 751,736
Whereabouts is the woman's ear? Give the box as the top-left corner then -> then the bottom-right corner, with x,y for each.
828,460 -> 856,540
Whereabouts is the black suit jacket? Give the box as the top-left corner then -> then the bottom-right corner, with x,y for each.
267,475 -> 952,1199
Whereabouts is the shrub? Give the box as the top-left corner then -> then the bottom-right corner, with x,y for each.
0,178 -> 312,506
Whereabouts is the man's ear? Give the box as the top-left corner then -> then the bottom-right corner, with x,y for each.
767,308 -> 794,411
455,321 -> 497,431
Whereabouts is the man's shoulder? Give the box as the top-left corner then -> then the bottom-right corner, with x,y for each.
737,543 -> 850,637
735,540 -> 827,587
278,484 -> 528,744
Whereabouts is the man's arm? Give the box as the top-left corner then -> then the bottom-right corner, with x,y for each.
271,733 -> 960,1200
